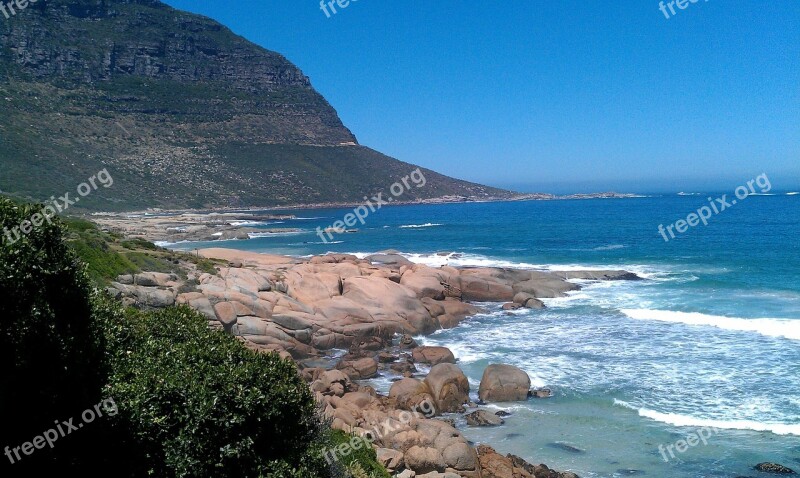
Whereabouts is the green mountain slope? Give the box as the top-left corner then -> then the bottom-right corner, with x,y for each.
0,0 -> 516,211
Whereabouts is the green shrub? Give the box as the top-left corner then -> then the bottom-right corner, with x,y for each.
328,430 -> 392,478
0,198 -> 111,473
104,305 -> 333,477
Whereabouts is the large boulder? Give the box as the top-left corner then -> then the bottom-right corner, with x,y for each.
389,378 -> 435,412
342,276 -> 439,334
424,363 -> 470,413
336,357 -> 379,380
412,346 -> 456,366
478,364 -> 531,402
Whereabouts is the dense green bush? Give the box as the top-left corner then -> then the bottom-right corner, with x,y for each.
1,198 -> 337,477
103,305 -> 333,477
0,198 -> 111,473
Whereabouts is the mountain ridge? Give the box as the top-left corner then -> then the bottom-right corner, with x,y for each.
0,0 -> 517,211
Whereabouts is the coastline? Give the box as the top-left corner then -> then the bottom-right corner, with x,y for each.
106,244 -> 644,478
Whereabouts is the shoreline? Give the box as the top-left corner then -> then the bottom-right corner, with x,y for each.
107,245 -> 644,477
86,192 -> 645,218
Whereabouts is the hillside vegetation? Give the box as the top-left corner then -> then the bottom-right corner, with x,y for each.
0,0 -> 515,211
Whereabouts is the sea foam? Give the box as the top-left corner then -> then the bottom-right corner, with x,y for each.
621,309 -> 800,341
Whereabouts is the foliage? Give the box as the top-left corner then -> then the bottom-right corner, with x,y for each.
103,305 -> 334,477
0,198 -> 110,473
328,430 -> 392,478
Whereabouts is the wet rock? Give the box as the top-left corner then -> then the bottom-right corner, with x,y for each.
465,410 -> 504,426
755,463 -> 796,474
478,364 -> 532,402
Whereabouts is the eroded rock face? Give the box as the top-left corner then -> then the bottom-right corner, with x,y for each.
478,364 -> 532,402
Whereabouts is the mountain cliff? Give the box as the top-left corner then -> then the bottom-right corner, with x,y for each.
0,0 -> 516,210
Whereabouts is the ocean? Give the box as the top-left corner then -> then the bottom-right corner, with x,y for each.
168,193 -> 800,477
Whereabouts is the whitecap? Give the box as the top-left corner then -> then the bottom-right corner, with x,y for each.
621,309 -> 800,341
613,400 -> 800,436
399,223 -> 443,229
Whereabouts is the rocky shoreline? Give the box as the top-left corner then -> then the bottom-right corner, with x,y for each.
106,246 -> 647,477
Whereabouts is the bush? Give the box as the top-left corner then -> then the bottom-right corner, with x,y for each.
0,198 -> 110,473
104,305 -> 333,477
1,197 -> 335,477
328,430 -> 392,478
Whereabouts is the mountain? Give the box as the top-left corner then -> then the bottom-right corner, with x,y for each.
0,0 -> 517,211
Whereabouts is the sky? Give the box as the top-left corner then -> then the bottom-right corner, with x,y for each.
162,0 -> 799,194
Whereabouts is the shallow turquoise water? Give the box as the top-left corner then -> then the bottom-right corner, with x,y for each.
168,194 -> 800,477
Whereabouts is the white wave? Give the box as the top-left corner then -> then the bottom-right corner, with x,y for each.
399,223 -> 443,229
787,192 -> 800,196
292,217 -> 328,220
613,400 -> 800,436
229,221 -> 284,226
677,192 -> 703,196
621,309 -> 800,341
593,244 -> 626,251
288,240 -> 344,245
247,231 -> 305,238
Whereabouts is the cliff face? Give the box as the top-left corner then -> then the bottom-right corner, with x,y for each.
1,0 -> 356,146
0,0 -> 513,210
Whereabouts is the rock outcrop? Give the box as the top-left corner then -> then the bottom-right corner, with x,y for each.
478,364 -> 532,403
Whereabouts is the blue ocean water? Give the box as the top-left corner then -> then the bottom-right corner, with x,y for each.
169,193 -> 800,477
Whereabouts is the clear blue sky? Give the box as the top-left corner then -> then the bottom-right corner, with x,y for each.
162,0 -> 799,194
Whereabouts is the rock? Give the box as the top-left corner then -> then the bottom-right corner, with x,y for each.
400,334 -> 419,349
134,272 -> 176,287
512,275 -> 580,299
476,445 -> 517,478
465,410 -> 504,426
550,270 -> 642,281
405,446 -> 446,474
365,253 -> 414,267
378,351 -> 398,363
459,275 -> 514,302
412,346 -> 456,366
389,378 -> 435,412
513,292 -> 546,309
529,387 -> 553,398
424,363 -> 470,413
336,357 -> 379,380
755,463 -> 796,474
502,302 -> 522,310
213,301 -> 238,329
495,410 -> 511,417
400,267 -> 447,300
478,364 -> 531,402
396,470 -> 416,478
376,448 -> 404,471
310,370 -> 351,397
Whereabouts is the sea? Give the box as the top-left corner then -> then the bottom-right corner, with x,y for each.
165,192 -> 800,478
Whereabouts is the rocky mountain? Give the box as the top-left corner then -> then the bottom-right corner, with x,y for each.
0,0 -> 516,210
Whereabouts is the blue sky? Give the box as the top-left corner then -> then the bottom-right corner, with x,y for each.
162,1 -> 799,193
